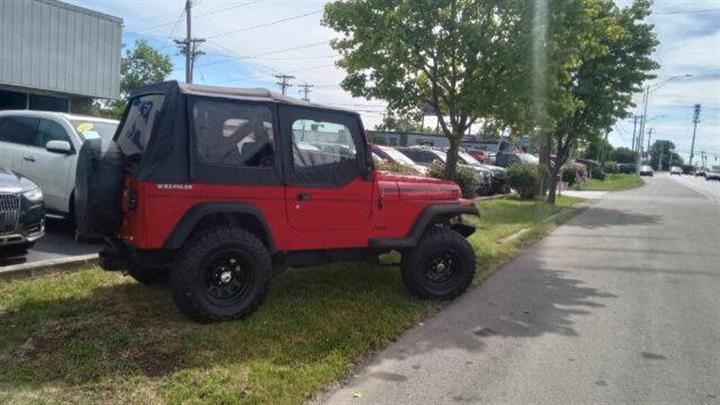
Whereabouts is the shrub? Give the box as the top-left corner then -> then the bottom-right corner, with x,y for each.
507,163 -> 547,200
374,159 -> 420,175
604,161 -> 619,174
427,160 -> 479,198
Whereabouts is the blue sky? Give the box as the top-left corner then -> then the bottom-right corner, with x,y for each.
68,0 -> 719,164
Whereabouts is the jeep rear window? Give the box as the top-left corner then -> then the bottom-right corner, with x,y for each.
192,99 -> 275,168
116,94 -> 165,158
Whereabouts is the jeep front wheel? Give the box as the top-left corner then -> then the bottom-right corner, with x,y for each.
401,228 -> 476,300
169,226 -> 271,322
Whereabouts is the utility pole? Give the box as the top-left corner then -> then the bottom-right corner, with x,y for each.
274,74 -> 295,95
689,104 -> 701,166
298,83 -> 313,102
630,115 -> 640,153
658,144 -> 663,171
646,128 -> 654,152
174,0 -> 205,84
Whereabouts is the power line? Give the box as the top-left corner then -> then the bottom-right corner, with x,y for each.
206,10 -> 323,39
655,9 -> 720,16
137,0 -> 257,33
174,0 -> 206,83
197,41 -> 327,67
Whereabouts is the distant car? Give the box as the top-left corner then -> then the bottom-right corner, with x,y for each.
456,151 -> 509,194
618,163 -> 636,174
0,110 -> 119,219
495,152 -> 539,167
670,166 -> 682,176
575,158 -> 606,180
639,165 -> 654,176
371,144 -> 427,175
396,147 -> 493,195
706,166 -> 720,181
0,168 -> 45,257
695,168 -> 708,177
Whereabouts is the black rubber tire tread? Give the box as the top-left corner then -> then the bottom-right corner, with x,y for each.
74,139 -> 124,238
401,227 -> 476,300
169,226 -> 271,322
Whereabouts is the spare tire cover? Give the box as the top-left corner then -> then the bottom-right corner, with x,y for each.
75,138 -> 124,237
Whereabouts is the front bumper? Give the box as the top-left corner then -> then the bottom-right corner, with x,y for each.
0,194 -> 45,248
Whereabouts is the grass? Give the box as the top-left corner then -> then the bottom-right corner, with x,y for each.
572,173 -> 645,192
0,196 -> 583,404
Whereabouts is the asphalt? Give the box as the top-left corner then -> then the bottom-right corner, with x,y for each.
319,174 -> 720,404
0,218 -> 100,267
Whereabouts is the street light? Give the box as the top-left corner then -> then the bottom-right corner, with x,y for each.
636,74 -> 693,172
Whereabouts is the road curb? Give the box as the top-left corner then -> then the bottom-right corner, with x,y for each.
0,253 -> 99,282
475,193 -> 514,202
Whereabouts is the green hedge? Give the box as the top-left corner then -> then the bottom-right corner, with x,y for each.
507,163 -> 549,200
427,160 -> 479,198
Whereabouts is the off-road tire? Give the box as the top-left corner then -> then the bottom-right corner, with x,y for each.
169,226 -> 271,322
401,228 -> 476,300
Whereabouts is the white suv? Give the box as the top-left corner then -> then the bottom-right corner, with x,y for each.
0,110 -> 118,218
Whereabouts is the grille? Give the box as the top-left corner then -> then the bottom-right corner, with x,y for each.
0,194 -> 21,235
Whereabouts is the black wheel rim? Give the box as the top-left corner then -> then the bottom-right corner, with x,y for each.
424,249 -> 461,288
203,250 -> 254,306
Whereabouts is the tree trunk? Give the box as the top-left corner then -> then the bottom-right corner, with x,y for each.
546,163 -> 560,205
538,132 -> 551,197
444,135 -> 461,179
546,137 -> 568,205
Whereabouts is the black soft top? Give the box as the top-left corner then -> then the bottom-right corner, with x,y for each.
130,81 -> 355,113
119,81 -> 365,186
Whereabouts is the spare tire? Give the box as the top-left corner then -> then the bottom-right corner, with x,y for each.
75,138 -> 124,238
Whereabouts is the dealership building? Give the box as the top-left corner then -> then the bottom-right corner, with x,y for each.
0,0 -> 122,114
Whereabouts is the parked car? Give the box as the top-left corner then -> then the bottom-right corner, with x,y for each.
695,167 -> 708,177
397,147 -> 493,195
670,166 -> 683,176
76,81 -> 479,322
465,149 -> 487,163
494,152 -> 539,167
706,166 -> 720,181
371,144 -> 427,175
618,163 -> 636,174
0,111 -> 119,219
0,168 -> 45,257
456,151 -> 509,194
575,158 -> 606,180
639,165 -> 654,176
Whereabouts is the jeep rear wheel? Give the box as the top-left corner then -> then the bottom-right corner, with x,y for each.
169,227 -> 271,322
401,228 -> 476,300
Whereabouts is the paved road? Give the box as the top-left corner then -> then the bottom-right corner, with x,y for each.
666,172 -> 720,203
320,175 -> 720,404
0,218 -> 100,267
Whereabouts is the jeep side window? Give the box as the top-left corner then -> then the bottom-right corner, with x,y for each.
192,99 -> 275,168
291,119 -> 357,169
116,94 -> 165,158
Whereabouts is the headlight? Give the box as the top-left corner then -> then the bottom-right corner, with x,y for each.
23,187 -> 43,202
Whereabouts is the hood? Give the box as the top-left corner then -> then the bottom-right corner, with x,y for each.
377,171 -> 461,201
0,168 -> 37,193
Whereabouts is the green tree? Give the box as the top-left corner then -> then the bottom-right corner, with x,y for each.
649,140 -> 683,170
374,110 -> 434,133
538,0 -> 658,203
613,147 -> 637,164
583,136 -> 614,162
95,40 -> 173,118
323,0 -> 532,179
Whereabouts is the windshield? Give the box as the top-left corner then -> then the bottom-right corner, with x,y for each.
458,151 -> 481,165
69,119 -> 118,141
397,148 -> 444,165
379,146 -> 417,166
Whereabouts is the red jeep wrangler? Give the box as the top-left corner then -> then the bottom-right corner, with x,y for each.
76,81 -> 478,322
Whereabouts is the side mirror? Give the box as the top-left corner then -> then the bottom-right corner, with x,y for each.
46,140 -> 73,154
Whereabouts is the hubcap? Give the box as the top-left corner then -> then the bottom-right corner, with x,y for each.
426,251 -> 458,284
204,252 -> 253,305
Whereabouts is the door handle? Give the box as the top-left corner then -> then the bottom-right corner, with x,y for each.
296,193 -> 312,201
23,155 -> 35,162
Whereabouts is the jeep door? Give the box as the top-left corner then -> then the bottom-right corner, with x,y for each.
279,105 -> 373,236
